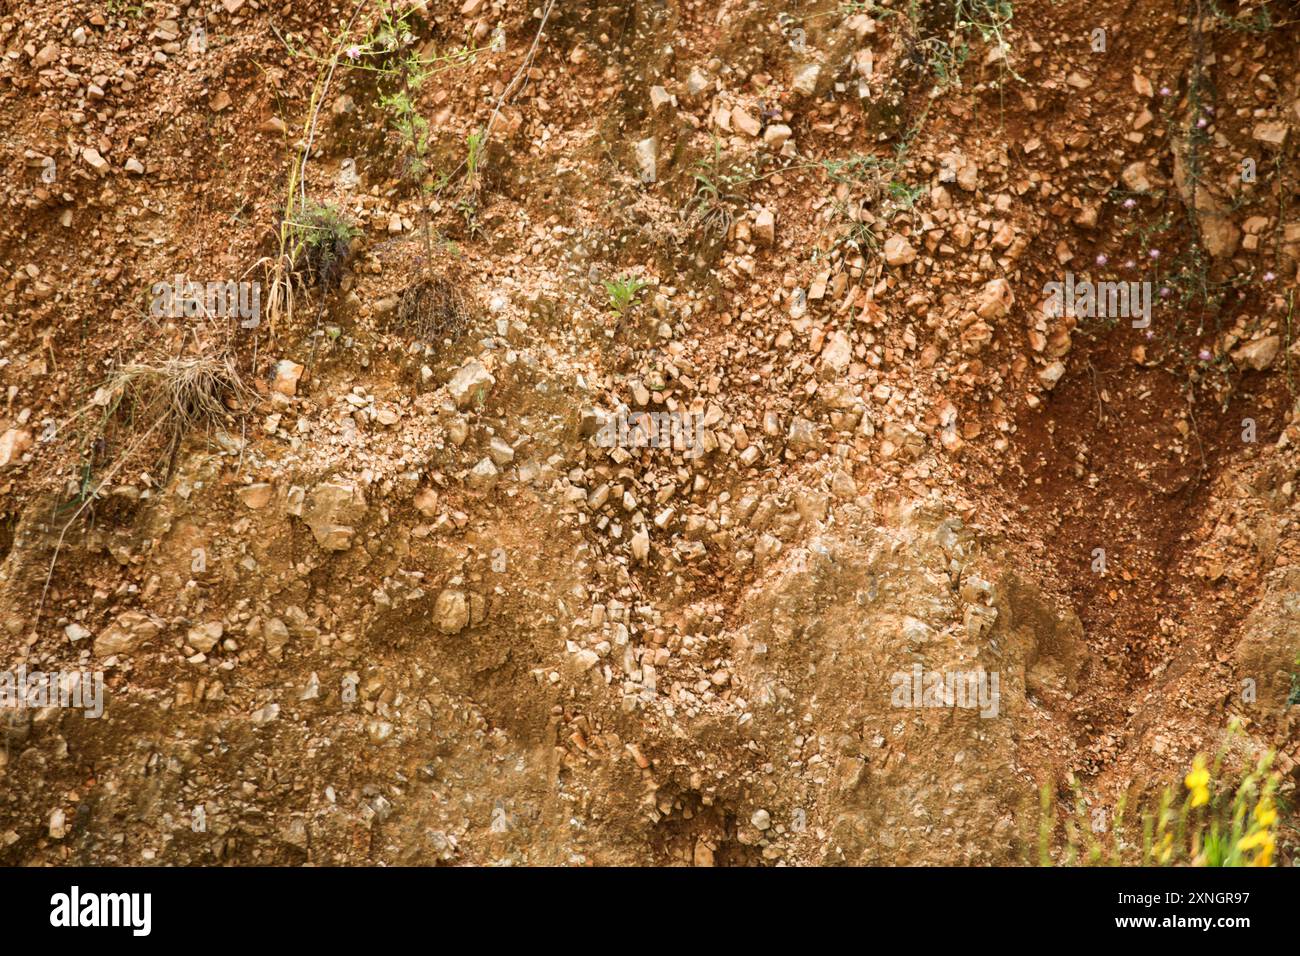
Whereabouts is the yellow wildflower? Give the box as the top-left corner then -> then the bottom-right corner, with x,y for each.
1237,829 -> 1275,867
1154,831 -> 1174,865
1185,756 -> 1210,807
1253,798 -> 1276,829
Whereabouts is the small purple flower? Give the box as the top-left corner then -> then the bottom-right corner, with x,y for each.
1198,349 -> 1212,362
1203,105 -> 1214,115
1145,330 -> 1155,340
1124,259 -> 1136,269
1123,198 -> 1136,209
1160,286 -> 1172,298
1263,271 -> 1275,282
1149,249 -> 1160,259
1160,86 -> 1171,96
1196,117 -> 1207,128
1095,254 -> 1108,266
346,44 -> 362,60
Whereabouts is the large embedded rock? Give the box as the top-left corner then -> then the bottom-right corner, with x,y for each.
434,589 -> 470,635
447,360 -> 495,409
94,610 -> 162,658
302,481 -> 367,551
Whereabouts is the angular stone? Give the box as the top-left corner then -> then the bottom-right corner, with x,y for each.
263,618 -> 290,659
94,610 -> 160,658
488,436 -> 515,465
686,68 -> 710,98
792,63 -> 821,95
631,528 -> 650,563
0,429 -> 32,469
447,360 -> 495,409
1171,149 -> 1239,259
830,469 -> 857,500
82,148 -> 109,175
820,330 -> 852,373
272,359 -> 304,396
1121,161 -> 1152,192
635,136 -> 658,184
302,481 -> 367,551
1252,121 -> 1288,146
884,235 -> 916,266
1038,361 -> 1066,390
731,107 -> 761,137
434,589 -> 470,634
466,458 -> 499,491
787,416 -> 822,452
187,622 -> 224,653
237,483 -> 273,509
763,124 -> 792,150
413,488 -> 439,517
976,278 -> 1014,319
1233,335 -> 1280,371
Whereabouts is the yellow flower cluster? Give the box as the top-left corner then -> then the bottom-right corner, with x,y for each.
1180,751 -> 1279,866
1046,734 -> 1284,867
1237,795 -> 1278,867
1184,756 -> 1210,808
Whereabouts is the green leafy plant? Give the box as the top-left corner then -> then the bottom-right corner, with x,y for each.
379,89 -> 431,179
287,201 -> 358,288
465,129 -> 484,183
260,1 -> 371,331
953,0 -> 1015,42
451,129 -> 488,235
300,2 -> 477,79
1206,0 -> 1294,33
682,138 -> 754,240
264,1 -> 483,327
330,4 -> 478,186
886,179 -> 926,213
920,34 -> 970,87
604,275 -> 647,317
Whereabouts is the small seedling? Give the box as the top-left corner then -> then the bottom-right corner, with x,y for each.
604,275 -> 646,317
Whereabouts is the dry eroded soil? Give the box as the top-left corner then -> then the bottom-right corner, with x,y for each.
0,0 -> 1298,865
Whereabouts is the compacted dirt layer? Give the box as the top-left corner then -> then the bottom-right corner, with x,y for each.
0,0 -> 1297,865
